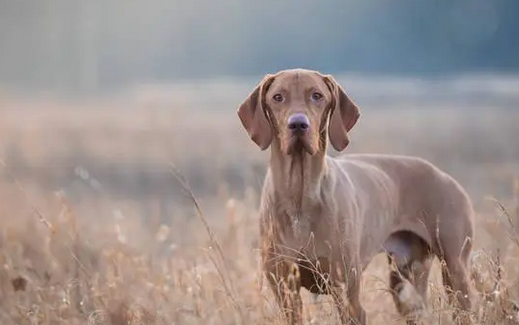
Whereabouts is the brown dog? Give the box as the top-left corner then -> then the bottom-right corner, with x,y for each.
237,68 -> 475,325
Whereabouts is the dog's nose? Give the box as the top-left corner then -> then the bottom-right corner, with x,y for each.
287,113 -> 310,132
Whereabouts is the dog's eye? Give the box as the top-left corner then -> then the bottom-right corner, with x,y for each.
273,94 -> 284,102
311,92 -> 323,101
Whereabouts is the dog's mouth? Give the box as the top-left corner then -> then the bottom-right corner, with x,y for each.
287,135 -> 316,155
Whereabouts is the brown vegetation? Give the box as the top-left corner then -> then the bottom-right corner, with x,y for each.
0,79 -> 518,324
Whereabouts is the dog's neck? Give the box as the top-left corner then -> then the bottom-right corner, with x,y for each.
269,139 -> 327,213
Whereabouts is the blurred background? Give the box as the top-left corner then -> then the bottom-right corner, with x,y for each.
1,0 -> 518,235
1,0 -> 519,234
0,2 -> 519,323
1,0 -> 519,95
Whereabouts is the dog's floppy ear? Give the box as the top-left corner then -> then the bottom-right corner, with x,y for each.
324,75 -> 360,151
237,74 -> 275,150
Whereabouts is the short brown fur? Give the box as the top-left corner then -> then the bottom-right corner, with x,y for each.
238,68 -> 475,325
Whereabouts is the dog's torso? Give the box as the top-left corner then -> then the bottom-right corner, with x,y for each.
260,153 -> 474,293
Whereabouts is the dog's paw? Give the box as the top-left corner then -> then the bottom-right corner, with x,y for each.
394,278 -> 429,322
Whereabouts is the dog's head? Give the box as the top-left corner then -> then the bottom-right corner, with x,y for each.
237,68 -> 360,155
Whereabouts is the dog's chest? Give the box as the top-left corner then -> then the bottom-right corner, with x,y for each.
278,203 -> 338,258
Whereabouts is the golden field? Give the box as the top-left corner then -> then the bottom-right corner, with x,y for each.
0,75 -> 518,324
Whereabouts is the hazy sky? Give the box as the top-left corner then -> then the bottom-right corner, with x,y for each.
1,0 -> 518,94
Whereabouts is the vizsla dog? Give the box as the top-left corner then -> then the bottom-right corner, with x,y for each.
237,69 -> 475,325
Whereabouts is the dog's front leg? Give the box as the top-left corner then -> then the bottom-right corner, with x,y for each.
263,249 -> 303,325
331,261 -> 366,325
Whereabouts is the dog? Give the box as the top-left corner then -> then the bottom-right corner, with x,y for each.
237,68 -> 475,325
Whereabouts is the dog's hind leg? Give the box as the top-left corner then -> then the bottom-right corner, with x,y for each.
435,203 -> 475,325
440,237 -> 474,325
388,254 -> 433,325
409,256 -> 433,302
385,231 -> 432,325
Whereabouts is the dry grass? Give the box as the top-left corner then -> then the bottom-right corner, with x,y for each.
0,76 -> 519,324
